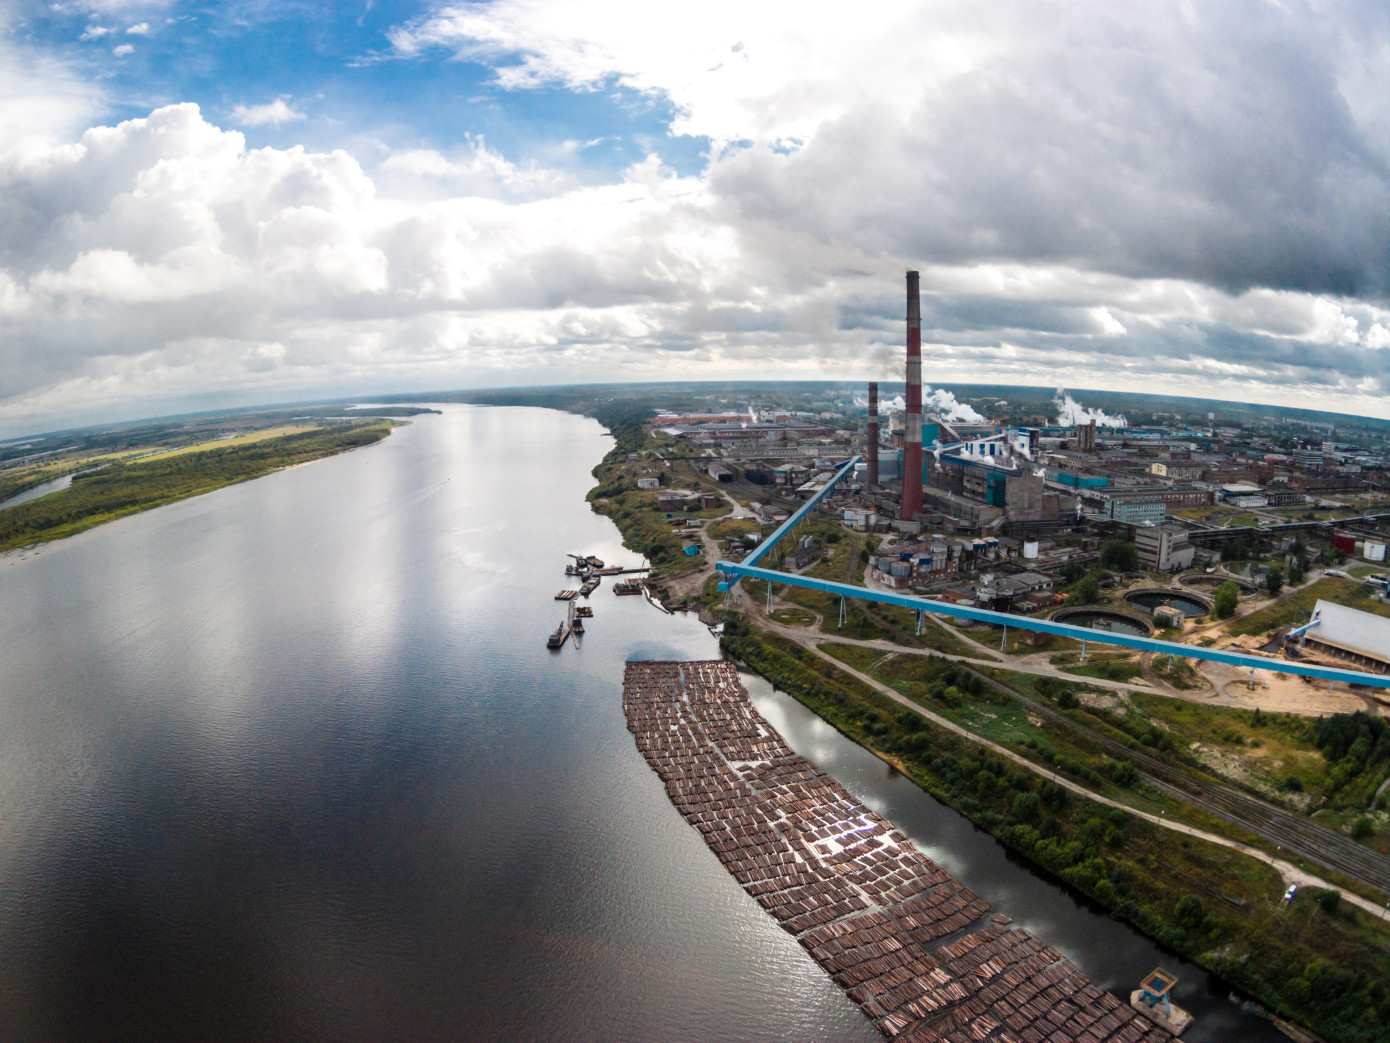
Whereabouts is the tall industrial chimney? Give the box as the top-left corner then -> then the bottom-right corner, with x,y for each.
901,270 -> 923,520
866,382 -> 879,490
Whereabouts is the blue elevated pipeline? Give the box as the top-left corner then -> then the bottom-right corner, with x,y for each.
717,457 -> 1390,692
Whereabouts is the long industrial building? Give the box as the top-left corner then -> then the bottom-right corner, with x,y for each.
1297,601 -> 1390,674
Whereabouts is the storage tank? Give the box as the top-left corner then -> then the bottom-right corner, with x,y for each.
1022,541 -> 1040,560
1365,541 -> 1387,562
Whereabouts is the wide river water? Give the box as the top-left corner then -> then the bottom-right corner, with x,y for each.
0,406 -> 1284,1040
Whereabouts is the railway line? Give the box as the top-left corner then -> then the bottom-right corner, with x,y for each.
958,657 -> 1390,896
795,595 -> 1390,894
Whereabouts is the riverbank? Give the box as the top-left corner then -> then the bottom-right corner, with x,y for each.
718,621 -> 1388,1043
574,414 -> 1390,1043
0,420 -> 393,553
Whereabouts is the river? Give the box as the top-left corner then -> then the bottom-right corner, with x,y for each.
0,405 -> 1283,1040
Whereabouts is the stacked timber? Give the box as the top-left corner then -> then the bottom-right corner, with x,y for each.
622,660 -> 1173,1043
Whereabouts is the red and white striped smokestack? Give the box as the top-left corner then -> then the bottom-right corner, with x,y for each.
901,270 -> 923,519
866,382 -> 879,490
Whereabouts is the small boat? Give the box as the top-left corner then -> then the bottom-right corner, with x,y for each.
546,623 -> 568,649
580,577 -> 600,596
614,580 -> 643,595
575,606 -> 593,618
571,618 -> 585,635
585,556 -> 604,568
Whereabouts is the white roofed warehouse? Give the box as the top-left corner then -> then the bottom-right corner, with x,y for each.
1293,600 -> 1390,676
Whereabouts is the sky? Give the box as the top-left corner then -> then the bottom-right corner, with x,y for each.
0,0 -> 1386,435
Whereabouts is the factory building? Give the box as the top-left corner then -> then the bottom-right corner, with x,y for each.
1104,499 -> 1166,526
1293,601 -> 1390,675
1134,525 -> 1195,572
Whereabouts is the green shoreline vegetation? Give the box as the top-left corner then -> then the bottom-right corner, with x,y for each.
720,622 -> 1390,1043
0,420 -> 394,553
556,402 -> 1390,1043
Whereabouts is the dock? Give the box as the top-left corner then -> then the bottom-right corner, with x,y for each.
623,660 -> 1172,1043
555,589 -> 578,600
1131,967 -> 1192,1036
613,580 -> 643,595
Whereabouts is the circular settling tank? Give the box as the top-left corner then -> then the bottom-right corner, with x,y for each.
1052,608 -> 1154,636
1125,589 -> 1211,618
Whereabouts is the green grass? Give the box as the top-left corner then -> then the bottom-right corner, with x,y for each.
0,422 -> 392,552
723,624 -> 1390,1043
1226,578 -> 1390,636
1151,654 -> 1203,690
1128,694 -> 1330,799
707,517 -> 762,541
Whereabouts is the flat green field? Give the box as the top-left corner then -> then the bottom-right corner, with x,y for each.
1226,578 -> 1390,636
0,422 -> 391,552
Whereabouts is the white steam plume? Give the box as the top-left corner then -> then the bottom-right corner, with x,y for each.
876,387 -> 983,423
1054,389 -> 1128,428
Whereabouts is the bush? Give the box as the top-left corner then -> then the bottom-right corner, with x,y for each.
1314,889 -> 1341,913
1107,759 -> 1138,786
1012,792 -> 1041,823
1283,775 -> 1305,793
1073,575 -> 1100,605
1100,539 -> 1139,572
1214,581 -> 1239,619
1175,893 -> 1206,928
1350,816 -> 1374,840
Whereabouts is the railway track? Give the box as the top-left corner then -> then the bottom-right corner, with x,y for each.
968,665 -> 1390,894
822,600 -> 1390,894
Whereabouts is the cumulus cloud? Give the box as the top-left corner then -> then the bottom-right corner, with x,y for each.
1,1 -> 1388,433
112,43 -> 133,57
230,98 -> 306,127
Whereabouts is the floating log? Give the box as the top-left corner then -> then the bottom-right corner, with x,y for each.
622,660 -> 1172,1043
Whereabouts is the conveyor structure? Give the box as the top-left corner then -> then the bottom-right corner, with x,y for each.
716,455 -> 1390,692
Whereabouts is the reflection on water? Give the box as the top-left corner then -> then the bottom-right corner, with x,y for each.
749,679 -> 1285,1043
1127,590 -> 1210,617
0,406 -> 1283,1041
0,472 -> 72,510
1059,610 -> 1151,636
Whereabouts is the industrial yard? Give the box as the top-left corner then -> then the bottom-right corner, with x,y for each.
486,293 -> 1390,1041
470,276 -> 1390,1040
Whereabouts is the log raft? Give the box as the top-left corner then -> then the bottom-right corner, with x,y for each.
622,660 -> 1175,1042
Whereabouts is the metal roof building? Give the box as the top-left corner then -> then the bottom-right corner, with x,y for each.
1301,600 -> 1390,674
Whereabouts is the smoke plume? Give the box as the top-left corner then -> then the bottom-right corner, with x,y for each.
1053,389 -> 1128,428
877,387 -> 983,423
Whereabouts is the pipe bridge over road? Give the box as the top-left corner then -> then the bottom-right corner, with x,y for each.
717,456 -> 1390,692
